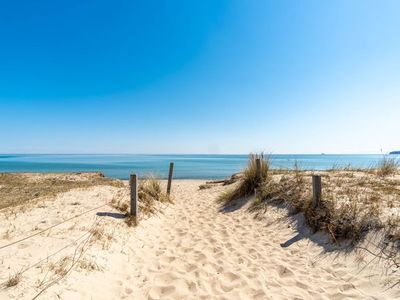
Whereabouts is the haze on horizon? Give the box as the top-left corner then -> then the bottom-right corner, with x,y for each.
0,1 -> 399,155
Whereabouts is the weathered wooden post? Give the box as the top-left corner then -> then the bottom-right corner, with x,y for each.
130,174 -> 138,217
167,162 -> 174,195
312,175 -> 322,208
256,158 -> 262,180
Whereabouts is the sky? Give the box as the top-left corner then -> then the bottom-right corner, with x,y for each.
0,0 -> 399,154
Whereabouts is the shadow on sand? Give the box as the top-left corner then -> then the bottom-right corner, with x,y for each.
96,212 -> 126,219
218,194 -> 355,254
218,195 -> 254,213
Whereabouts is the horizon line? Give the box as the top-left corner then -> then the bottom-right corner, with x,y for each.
0,152 -> 390,156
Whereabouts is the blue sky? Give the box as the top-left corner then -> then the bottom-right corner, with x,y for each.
0,0 -> 399,154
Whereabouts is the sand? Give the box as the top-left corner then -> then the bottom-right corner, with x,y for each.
0,177 -> 399,299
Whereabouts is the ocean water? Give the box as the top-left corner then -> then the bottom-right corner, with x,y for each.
0,154 -> 398,180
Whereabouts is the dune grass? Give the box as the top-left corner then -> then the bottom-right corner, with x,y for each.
0,173 -> 124,210
110,176 -> 172,226
217,153 -> 269,205
219,155 -> 399,246
250,170 -> 388,243
377,156 -> 399,177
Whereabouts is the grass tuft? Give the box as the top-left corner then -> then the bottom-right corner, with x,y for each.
217,153 -> 269,205
244,161 -> 388,244
199,183 -> 213,190
3,272 -> 22,288
111,176 -> 171,226
305,195 -> 382,242
377,156 -> 398,177
124,215 -> 137,227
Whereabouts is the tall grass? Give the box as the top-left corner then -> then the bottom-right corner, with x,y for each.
217,153 -> 269,205
377,156 -> 398,177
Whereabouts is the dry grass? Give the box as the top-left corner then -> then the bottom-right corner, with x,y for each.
49,256 -> 71,277
2,272 -> 22,288
377,156 -> 399,177
77,257 -> 103,272
199,183 -> 213,190
233,159 -> 400,245
124,215 -> 137,227
0,172 -> 124,210
111,176 -> 171,226
138,176 -> 171,215
252,171 -> 385,243
249,166 -> 308,215
89,227 -> 105,242
217,153 -> 269,205
387,215 -> 400,245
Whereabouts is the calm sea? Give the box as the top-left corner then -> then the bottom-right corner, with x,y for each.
0,154 -> 398,180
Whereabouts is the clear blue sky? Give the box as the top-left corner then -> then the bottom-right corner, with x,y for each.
0,1 -> 399,154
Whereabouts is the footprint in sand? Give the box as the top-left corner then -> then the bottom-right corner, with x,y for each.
277,265 -> 295,278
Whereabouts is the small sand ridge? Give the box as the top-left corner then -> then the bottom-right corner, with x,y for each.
126,181 -> 397,300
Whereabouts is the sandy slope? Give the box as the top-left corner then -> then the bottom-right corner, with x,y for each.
0,179 -> 399,299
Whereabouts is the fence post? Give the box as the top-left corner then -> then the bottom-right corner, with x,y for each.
130,174 -> 138,217
312,175 -> 322,208
256,158 -> 262,179
167,162 -> 174,195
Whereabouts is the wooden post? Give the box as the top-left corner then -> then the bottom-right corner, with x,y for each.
167,162 -> 174,195
256,158 -> 262,179
312,175 -> 322,208
130,174 -> 138,217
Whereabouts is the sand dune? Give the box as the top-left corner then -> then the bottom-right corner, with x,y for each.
0,178 -> 398,299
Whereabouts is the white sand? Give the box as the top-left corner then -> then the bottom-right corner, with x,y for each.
0,179 -> 399,299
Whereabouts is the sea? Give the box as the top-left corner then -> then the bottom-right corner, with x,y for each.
0,154 -> 399,180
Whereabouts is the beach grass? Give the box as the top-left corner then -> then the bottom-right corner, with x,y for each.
0,172 -> 124,210
217,153 -> 269,205
219,155 -> 399,246
377,156 -> 399,177
110,176 -> 171,225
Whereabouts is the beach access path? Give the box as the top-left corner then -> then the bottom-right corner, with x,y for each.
0,179 -> 397,299
124,180 -> 394,300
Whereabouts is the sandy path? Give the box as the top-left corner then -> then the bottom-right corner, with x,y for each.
1,179 -> 398,299
126,181 -> 397,300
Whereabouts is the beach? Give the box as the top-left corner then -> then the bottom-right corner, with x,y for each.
0,172 -> 399,299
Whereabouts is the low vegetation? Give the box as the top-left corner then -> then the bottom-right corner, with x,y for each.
111,176 -> 172,226
199,183 -> 213,190
0,172 -> 124,210
377,156 -> 399,177
219,155 -> 399,246
217,153 -> 269,205
2,272 -> 22,288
